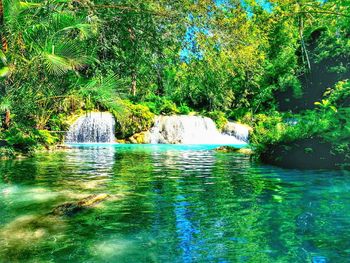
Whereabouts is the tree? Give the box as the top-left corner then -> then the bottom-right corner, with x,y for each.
0,0 -> 98,128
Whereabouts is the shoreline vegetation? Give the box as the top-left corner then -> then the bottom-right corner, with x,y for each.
1,0 -> 349,169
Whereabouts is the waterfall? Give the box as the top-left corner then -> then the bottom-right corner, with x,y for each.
65,112 -> 116,143
222,122 -> 250,143
148,115 -> 248,145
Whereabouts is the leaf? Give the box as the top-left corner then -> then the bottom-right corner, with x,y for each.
42,53 -> 72,75
19,1 -> 41,10
0,67 -> 10,78
41,41 -> 92,75
0,50 -> 7,65
330,106 -> 338,112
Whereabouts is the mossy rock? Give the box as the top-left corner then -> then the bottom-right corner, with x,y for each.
215,146 -> 240,153
128,131 -> 150,144
237,148 -> 254,155
215,146 -> 253,155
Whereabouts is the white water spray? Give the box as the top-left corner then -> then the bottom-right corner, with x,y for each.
148,115 -> 248,145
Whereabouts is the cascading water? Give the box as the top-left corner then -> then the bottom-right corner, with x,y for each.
148,115 -> 248,145
222,122 -> 250,143
65,112 -> 116,143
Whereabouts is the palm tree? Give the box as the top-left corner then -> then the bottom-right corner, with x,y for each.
1,0 -> 99,128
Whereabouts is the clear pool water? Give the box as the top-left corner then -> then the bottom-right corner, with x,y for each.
0,144 -> 349,262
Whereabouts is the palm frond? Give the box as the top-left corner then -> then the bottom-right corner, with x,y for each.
0,96 -> 12,111
19,1 -> 41,10
52,12 -> 97,40
40,41 -> 92,75
42,53 -> 72,75
79,75 -> 129,107
4,0 -> 41,24
81,75 -> 119,95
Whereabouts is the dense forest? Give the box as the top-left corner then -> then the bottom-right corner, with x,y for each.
0,0 -> 349,169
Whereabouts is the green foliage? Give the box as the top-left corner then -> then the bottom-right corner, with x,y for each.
4,126 -> 38,152
324,80 -> 350,107
47,114 -> 70,132
110,100 -> 154,138
140,95 -> 179,115
37,130 -> 60,146
254,111 -> 333,149
3,125 -> 60,153
206,111 -> 228,131
0,147 -> 16,159
178,104 -> 192,115
158,99 -> 179,115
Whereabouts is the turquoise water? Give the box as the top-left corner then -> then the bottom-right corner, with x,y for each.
0,144 -> 349,262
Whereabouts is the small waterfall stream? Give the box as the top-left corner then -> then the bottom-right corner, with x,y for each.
148,115 -> 248,144
65,112 -> 116,143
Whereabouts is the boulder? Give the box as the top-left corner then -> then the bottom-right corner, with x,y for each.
128,131 -> 151,144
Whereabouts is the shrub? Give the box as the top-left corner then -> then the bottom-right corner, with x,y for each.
140,95 -> 179,115
37,130 -> 60,146
111,100 -> 155,138
178,104 -> 192,115
206,111 -> 228,130
4,126 -> 38,152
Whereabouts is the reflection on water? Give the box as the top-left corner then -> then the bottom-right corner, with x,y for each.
0,144 -> 350,262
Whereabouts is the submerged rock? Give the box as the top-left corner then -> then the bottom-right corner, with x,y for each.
215,146 -> 253,155
51,193 -> 109,216
215,146 -> 241,153
0,214 -> 65,254
56,145 -> 72,150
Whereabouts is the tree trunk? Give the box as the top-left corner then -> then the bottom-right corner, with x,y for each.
0,0 -> 3,25
0,0 -> 7,52
131,71 -> 137,96
4,109 -> 10,128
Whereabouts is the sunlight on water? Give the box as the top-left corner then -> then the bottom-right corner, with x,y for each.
0,144 -> 349,262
